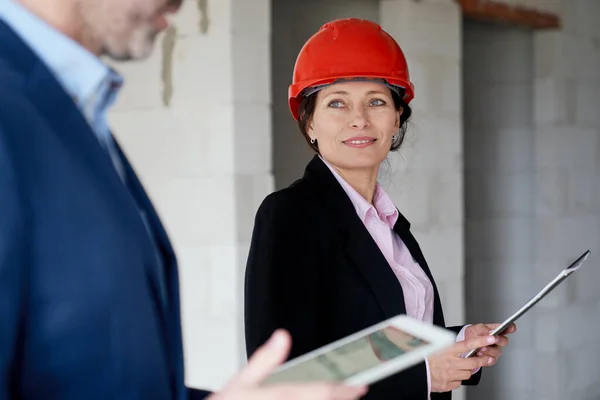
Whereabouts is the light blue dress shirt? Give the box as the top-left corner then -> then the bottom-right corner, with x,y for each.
0,0 -> 168,306
0,0 -> 125,179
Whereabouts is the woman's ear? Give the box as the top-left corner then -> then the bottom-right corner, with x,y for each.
395,106 -> 403,128
307,118 -> 315,137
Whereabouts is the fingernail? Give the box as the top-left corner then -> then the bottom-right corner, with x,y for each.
268,330 -> 286,348
488,357 -> 493,365
477,351 -> 483,357
487,336 -> 496,344
352,386 -> 368,394
481,347 -> 487,352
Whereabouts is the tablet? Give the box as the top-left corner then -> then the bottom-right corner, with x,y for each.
261,315 -> 456,386
463,249 -> 591,358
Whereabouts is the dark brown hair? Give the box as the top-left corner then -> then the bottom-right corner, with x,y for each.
296,89 -> 412,153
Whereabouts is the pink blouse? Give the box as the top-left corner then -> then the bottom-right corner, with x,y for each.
321,157 -> 470,398
321,157 -> 435,322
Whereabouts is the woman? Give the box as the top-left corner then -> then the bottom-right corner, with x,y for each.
244,18 -> 515,399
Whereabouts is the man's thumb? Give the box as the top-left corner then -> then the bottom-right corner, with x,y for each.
231,329 -> 291,387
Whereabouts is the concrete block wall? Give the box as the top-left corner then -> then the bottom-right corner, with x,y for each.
102,0 -> 598,398
108,0 -> 469,394
381,2 -> 466,399
273,0 -> 468,334
464,1 -> 600,399
380,0 -> 466,327
463,20 -> 537,400
271,2 -> 466,399
530,1 -> 600,399
107,0 -> 272,391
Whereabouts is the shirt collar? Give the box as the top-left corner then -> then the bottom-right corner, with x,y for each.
0,0 -> 122,110
319,156 -> 399,229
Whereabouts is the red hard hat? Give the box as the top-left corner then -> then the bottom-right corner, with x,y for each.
288,18 -> 415,121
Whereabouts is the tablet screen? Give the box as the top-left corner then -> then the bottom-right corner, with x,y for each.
262,325 -> 429,384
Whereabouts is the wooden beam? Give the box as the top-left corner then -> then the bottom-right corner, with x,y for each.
456,0 -> 561,30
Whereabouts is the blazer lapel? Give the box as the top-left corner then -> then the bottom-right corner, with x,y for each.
10,41 -> 129,204
112,141 -> 184,388
0,21 -> 132,212
1,21 -> 175,327
303,156 -> 408,320
113,140 -> 177,288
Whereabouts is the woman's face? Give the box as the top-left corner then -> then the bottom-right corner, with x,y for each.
308,80 -> 401,171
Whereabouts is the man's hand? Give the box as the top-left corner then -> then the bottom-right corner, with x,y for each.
207,330 -> 368,400
428,334 -> 498,392
463,323 -> 516,367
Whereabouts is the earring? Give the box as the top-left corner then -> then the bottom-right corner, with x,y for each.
392,133 -> 399,140
310,137 -> 316,144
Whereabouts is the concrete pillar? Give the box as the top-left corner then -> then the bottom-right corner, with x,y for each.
531,0 -> 600,398
463,1 -> 600,399
463,20 -> 536,400
107,0 -> 272,391
381,1 -> 465,398
380,0 -> 465,325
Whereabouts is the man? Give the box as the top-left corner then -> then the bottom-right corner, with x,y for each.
0,0 -> 368,399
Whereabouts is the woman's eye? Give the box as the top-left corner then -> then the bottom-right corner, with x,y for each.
370,99 -> 386,107
327,100 -> 344,108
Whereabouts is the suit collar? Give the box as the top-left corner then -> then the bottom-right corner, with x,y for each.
0,19 -> 38,78
112,140 -> 182,378
113,140 -> 177,269
0,0 -> 117,111
303,155 -> 445,326
0,20 -> 124,194
0,20 -> 181,329
303,155 -> 412,232
303,155 -> 408,319
318,155 -> 400,229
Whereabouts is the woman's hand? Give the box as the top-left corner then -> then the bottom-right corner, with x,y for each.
428,334 -> 498,392
463,323 -> 516,366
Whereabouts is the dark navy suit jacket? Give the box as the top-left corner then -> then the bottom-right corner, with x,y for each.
0,20 -> 210,400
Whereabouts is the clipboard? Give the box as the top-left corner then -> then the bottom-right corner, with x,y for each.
463,249 -> 591,358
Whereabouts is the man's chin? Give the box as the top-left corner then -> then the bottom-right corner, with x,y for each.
102,28 -> 160,62
104,41 -> 156,62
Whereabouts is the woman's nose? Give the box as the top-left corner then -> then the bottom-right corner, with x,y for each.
350,108 -> 370,129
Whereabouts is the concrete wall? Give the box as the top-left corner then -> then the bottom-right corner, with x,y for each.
108,0 -> 272,391
271,2 -> 467,400
103,0 -> 599,396
463,19 -> 536,400
464,1 -> 600,399
380,2 -> 466,399
531,0 -> 600,399
380,0 -> 466,329
273,0 -> 469,391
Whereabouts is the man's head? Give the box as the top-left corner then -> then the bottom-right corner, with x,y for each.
77,0 -> 182,60
20,0 -> 182,59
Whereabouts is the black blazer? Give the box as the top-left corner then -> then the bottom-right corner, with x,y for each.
244,156 -> 481,399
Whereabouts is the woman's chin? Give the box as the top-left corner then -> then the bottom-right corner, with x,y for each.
336,157 -> 386,171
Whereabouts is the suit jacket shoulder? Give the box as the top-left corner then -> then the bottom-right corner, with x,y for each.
256,178 -> 313,217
